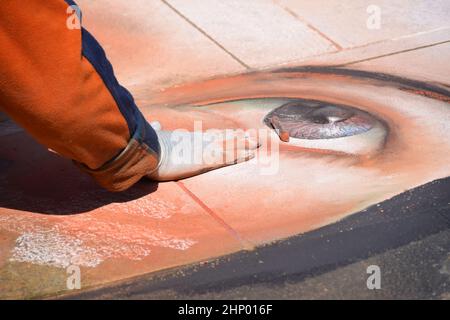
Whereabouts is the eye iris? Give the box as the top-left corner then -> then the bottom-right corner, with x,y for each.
264,100 -> 376,140
306,105 -> 354,124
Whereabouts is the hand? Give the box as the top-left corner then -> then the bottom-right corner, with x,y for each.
147,121 -> 260,181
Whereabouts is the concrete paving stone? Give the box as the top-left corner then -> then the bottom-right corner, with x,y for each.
276,0 -> 450,48
166,0 -> 336,68
293,28 -> 449,67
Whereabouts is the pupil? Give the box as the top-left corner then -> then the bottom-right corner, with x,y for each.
306,105 -> 354,124
310,115 -> 330,124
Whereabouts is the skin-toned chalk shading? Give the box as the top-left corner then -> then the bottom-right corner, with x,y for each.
144,66 -> 450,245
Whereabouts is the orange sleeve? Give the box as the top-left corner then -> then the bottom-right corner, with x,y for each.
0,0 -> 160,191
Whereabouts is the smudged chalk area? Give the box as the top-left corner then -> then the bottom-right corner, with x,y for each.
2,203 -> 197,269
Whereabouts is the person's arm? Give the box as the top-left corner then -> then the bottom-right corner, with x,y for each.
0,0 -> 259,192
0,0 -> 160,191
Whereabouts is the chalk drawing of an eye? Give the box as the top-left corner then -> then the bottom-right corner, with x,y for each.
263,99 -> 388,156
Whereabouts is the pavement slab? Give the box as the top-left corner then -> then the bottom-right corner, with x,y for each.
166,0 -> 336,68
0,130 -> 244,299
276,0 -> 450,49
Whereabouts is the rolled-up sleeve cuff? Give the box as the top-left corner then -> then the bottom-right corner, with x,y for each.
75,117 -> 160,192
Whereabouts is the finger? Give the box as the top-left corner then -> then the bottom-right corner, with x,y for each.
222,147 -> 256,165
230,149 -> 256,164
221,132 -> 260,151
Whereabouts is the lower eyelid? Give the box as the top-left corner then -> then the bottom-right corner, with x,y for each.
286,121 -> 387,156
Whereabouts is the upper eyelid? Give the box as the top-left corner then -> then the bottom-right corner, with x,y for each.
272,67 -> 450,102
163,67 -> 450,109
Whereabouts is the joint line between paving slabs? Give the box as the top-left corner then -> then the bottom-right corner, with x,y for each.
275,1 -> 343,51
161,0 -> 251,69
175,181 -> 252,249
341,40 -> 450,66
